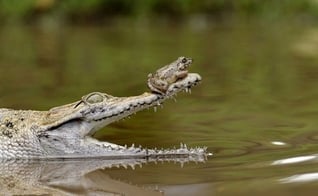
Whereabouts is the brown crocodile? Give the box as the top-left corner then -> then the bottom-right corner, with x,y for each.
0,57 -> 207,159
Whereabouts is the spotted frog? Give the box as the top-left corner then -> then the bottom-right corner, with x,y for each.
147,56 -> 193,94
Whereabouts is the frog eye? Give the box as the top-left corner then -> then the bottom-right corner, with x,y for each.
181,57 -> 188,63
85,92 -> 105,104
178,57 -> 192,70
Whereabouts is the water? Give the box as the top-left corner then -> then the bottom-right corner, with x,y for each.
1,17 -> 318,195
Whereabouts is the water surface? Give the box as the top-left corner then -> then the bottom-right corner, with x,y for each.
1,18 -> 318,195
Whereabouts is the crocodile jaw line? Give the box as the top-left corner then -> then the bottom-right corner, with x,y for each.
81,73 -> 201,136
0,57 -> 207,159
83,93 -> 161,135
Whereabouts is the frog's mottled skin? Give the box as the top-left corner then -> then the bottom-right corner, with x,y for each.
147,56 -> 192,94
0,57 -> 205,159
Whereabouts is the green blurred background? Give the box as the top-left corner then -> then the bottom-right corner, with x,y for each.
0,0 -> 318,23
3,1 -> 318,195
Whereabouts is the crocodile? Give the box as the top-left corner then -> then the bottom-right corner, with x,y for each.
0,57 -> 207,159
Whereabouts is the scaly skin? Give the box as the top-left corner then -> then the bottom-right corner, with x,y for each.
0,57 -> 207,159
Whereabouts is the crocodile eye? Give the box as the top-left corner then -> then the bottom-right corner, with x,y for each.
86,93 -> 104,104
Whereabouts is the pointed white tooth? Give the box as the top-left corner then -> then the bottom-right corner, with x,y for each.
188,88 -> 191,94
154,106 -> 157,112
172,96 -> 177,102
185,88 -> 188,93
157,101 -> 160,106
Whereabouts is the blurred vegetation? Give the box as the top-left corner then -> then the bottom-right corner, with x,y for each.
0,0 -> 318,23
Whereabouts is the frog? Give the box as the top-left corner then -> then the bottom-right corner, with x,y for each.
147,56 -> 193,94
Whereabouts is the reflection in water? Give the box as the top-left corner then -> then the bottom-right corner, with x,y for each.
272,155 -> 317,165
274,154 -> 318,183
280,173 -> 318,183
271,141 -> 287,146
0,157 -> 206,195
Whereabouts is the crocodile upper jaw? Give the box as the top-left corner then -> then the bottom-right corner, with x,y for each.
87,73 -> 201,133
43,73 -> 201,138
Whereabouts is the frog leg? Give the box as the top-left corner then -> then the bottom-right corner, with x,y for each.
147,78 -> 169,94
176,70 -> 188,79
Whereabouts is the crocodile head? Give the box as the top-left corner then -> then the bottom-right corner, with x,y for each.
41,58 -> 201,139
